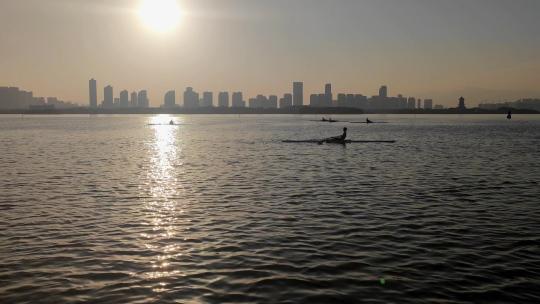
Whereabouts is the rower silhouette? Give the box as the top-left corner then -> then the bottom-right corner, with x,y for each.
507,110 -> 512,120
324,127 -> 347,143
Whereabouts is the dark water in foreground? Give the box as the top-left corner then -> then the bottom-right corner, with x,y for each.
1,114 -> 539,303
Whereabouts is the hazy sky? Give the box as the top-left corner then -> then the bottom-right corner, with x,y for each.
1,0 -> 539,106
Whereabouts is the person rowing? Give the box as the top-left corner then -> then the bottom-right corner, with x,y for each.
366,118 -> 373,124
322,127 -> 347,144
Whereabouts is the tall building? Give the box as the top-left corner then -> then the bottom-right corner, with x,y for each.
120,90 -> 129,108
164,90 -> 176,108
324,83 -> 333,107
417,99 -> 422,109
131,92 -> 138,107
279,93 -> 293,108
138,90 -> 149,108
268,95 -> 278,109
218,92 -> 229,108
310,94 -> 320,107
89,79 -> 97,108
407,97 -> 416,109
103,85 -> 113,108
201,92 -> 213,107
293,82 -> 303,106
183,87 -> 199,108
232,92 -> 244,108
458,97 -> 466,110
337,94 -> 347,107
379,85 -> 388,98
424,99 -> 433,110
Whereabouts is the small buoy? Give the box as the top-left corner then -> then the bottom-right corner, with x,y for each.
379,278 -> 386,285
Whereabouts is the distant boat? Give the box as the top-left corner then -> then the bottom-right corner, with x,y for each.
507,110 -> 512,120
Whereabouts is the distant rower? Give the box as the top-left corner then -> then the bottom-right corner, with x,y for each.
366,118 -> 373,124
169,120 -> 175,125
507,110 -> 512,120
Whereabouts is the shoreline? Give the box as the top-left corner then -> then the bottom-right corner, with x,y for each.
1,107 -> 538,115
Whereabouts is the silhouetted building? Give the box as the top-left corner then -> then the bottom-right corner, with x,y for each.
379,85 -> 388,98
218,92 -> 229,108
231,92 -> 244,108
417,99 -> 422,109
201,92 -> 213,107
337,94 -> 347,107
89,79 -> 97,108
407,97 -> 416,109
120,90 -> 129,108
279,93 -> 293,108
164,90 -> 176,108
103,85 -> 113,108
293,82 -> 303,106
324,83 -> 333,107
184,87 -> 199,108
310,94 -> 320,107
424,99 -> 433,110
138,90 -> 149,108
458,97 -> 466,110
268,95 -> 278,109
131,92 -> 138,107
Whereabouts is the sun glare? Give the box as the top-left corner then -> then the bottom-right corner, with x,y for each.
138,0 -> 182,33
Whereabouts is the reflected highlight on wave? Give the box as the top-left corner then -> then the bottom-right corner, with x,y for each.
141,115 -> 186,288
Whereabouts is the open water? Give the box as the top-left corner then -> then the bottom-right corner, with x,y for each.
1,114 -> 539,303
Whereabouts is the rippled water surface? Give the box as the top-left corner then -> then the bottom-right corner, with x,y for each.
1,114 -> 539,303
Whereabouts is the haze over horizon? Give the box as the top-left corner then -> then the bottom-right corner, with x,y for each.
1,0 -> 539,107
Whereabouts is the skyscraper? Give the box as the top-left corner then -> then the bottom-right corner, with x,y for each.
138,90 -> 149,108
279,93 -> 293,108
131,92 -> 138,107
407,97 -> 416,109
201,92 -> 213,107
310,94 -> 320,107
218,92 -> 229,108
183,87 -> 199,108
324,83 -> 333,107
458,97 -> 466,110
293,82 -> 303,106
89,79 -> 97,108
164,90 -> 176,108
379,85 -> 388,98
103,85 -> 113,108
232,92 -> 244,108
120,90 -> 129,108
268,95 -> 278,109
424,99 -> 433,110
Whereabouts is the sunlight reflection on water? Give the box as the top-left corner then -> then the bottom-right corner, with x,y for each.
143,115 -> 185,285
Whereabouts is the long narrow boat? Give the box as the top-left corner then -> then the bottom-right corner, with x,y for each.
282,140 -> 396,144
349,121 -> 388,124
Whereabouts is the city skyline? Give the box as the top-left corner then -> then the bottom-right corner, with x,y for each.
1,0 -> 539,106
85,78 -> 445,110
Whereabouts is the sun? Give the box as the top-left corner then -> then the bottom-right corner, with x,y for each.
138,0 -> 182,33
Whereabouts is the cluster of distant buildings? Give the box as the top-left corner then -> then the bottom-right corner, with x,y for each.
89,79 -> 149,109
88,79 -> 441,111
0,86 -> 77,110
4,79 -> 539,113
479,99 -> 540,112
